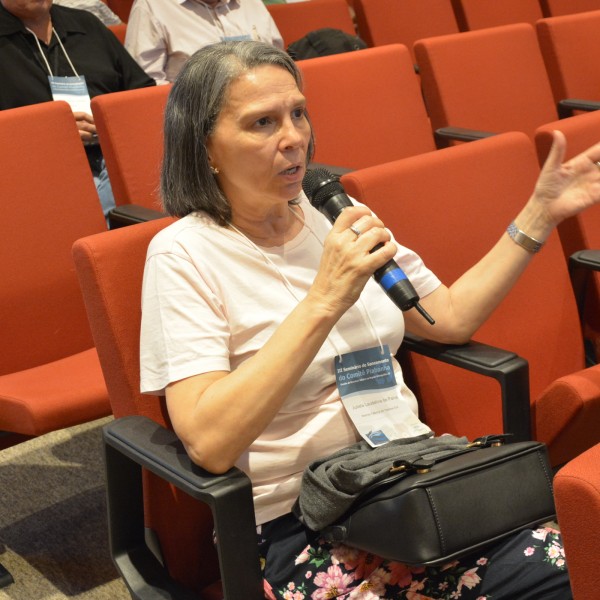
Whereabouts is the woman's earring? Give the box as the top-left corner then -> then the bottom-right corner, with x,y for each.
210,165 -> 220,175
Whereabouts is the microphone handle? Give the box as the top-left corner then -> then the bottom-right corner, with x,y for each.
371,244 -> 435,324
317,192 -> 434,324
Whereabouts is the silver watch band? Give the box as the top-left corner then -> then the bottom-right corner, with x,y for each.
506,221 -> 544,254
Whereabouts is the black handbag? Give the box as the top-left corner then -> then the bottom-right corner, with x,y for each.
295,435 -> 556,566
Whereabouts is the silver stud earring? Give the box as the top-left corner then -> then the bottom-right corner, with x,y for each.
210,165 -> 220,175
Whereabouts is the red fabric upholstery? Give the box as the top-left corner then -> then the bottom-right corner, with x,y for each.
0,349 -> 109,436
451,0 -> 543,31
298,44 -> 436,169
341,132 -> 600,466
266,0 -> 356,47
353,0 -> 458,63
107,23 -> 126,44
0,101 -> 110,440
414,23 -> 558,141
536,10 -> 600,107
91,85 -> 171,211
539,0 -> 600,17
73,219 -> 222,596
554,444 -> 600,600
535,111 -> 600,364
105,0 -> 133,22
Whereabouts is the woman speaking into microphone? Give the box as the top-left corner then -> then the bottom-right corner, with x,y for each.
139,40 -> 600,598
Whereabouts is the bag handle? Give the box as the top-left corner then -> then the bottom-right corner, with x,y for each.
389,433 -> 513,475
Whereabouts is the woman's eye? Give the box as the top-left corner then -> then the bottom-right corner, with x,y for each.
292,107 -> 305,119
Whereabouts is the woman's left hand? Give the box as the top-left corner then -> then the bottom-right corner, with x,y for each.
532,130 -> 600,230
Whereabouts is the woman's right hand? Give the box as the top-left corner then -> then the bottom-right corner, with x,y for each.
309,205 -> 398,316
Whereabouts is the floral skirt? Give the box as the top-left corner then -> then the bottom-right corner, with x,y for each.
258,513 -> 572,600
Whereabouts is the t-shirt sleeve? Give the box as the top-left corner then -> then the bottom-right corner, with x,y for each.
392,241 -> 442,301
140,248 -> 231,395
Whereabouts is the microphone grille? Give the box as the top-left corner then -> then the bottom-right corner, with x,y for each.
302,168 -> 341,207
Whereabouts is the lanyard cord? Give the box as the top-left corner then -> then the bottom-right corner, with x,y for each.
27,27 -> 80,78
225,204 -> 385,360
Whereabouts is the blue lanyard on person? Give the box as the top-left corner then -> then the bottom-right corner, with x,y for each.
27,26 -> 92,115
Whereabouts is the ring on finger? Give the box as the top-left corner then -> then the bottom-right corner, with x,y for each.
595,161 -> 600,171
350,225 -> 361,238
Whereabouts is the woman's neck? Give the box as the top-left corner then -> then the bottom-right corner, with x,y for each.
230,203 -> 303,247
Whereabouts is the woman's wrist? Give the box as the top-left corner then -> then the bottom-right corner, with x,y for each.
510,199 -> 555,249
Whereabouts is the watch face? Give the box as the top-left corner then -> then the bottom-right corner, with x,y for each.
507,222 -> 543,253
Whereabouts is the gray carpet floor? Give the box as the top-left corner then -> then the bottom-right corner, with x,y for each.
0,418 -> 129,599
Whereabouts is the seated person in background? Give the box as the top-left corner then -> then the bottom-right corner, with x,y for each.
53,0 -> 122,25
125,0 -> 283,84
0,0 -> 155,218
140,40 -> 600,598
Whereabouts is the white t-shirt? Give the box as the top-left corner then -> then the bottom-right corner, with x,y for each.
140,195 -> 441,524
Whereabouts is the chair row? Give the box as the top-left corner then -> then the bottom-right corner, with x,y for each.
93,9 -> 600,206
71,130 -> 600,599
102,0 -> 600,31
268,0 -> 600,59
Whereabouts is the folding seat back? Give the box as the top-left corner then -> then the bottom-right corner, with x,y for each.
353,0 -> 459,63
536,11 -> 600,108
539,0 -> 600,17
535,111 -> 600,363
414,23 -> 558,141
451,0 -> 543,31
91,84 -> 170,212
73,218 -> 262,598
266,0 -> 356,47
298,44 -> 436,169
0,101 -> 110,446
341,132 -> 599,466
554,443 -> 600,600
73,218 -> 218,596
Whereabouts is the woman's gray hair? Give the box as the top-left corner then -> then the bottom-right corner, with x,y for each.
160,41 -> 315,223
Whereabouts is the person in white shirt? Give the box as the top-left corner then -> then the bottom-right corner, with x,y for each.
125,0 -> 283,84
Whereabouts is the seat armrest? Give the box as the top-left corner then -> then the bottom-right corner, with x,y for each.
569,249 -> 600,274
104,415 -> 264,600
108,204 -> 167,229
398,333 -> 531,442
434,127 -> 496,148
569,249 -> 600,365
558,99 -> 600,119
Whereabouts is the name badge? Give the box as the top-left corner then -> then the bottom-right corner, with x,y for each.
335,345 -> 430,447
221,34 -> 252,42
48,75 -> 92,114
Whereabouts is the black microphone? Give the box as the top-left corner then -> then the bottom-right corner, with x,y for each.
302,168 -> 435,325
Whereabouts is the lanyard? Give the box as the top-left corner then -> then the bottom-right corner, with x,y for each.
27,26 -> 80,78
